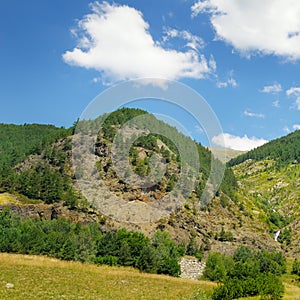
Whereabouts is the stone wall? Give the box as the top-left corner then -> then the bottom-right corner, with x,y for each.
179,257 -> 206,280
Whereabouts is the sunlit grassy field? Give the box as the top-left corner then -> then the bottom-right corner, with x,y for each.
1,253 -> 300,299
0,253 -> 215,300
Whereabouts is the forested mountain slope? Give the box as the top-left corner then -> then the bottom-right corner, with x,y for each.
0,109 -> 283,256
229,130 -> 300,256
0,123 -> 69,168
228,130 -> 300,167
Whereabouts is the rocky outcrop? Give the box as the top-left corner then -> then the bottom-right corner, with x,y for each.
0,203 -> 99,224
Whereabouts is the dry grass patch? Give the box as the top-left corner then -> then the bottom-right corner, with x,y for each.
0,193 -> 17,205
0,253 -> 215,300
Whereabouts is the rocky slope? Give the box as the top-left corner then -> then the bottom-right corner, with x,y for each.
1,110 -> 300,257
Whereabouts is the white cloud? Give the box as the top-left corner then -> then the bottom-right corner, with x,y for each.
212,133 -> 268,151
286,87 -> 300,96
63,2 -> 213,84
208,55 -> 217,72
286,86 -> 300,110
293,124 -> 300,130
216,82 -> 227,88
163,28 -> 205,51
244,110 -> 265,118
283,126 -> 290,134
217,77 -> 237,88
261,83 -> 282,94
192,0 -> 300,60
282,125 -> 300,133
272,100 -> 280,108
216,70 -> 237,88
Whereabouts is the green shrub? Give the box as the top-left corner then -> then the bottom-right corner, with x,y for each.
203,252 -> 233,283
292,258 -> 300,276
94,255 -> 118,266
206,246 -> 285,300
218,227 -> 234,242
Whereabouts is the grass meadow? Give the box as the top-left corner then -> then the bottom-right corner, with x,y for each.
0,253 -> 215,300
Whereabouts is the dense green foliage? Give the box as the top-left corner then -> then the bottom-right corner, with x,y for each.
292,258 -> 300,276
0,123 -> 68,169
204,246 -> 285,300
228,130 -> 300,167
0,209 -> 182,276
0,124 -> 73,203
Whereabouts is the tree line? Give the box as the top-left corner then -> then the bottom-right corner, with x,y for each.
0,208 -> 182,277
228,129 -> 300,167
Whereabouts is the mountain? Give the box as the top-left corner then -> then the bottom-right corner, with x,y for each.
208,147 -> 246,163
0,109 -> 296,257
228,130 -> 300,167
0,123 -> 69,169
228,129 -> 300,256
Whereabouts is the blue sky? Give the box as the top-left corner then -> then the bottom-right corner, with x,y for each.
1,0 -> 300,150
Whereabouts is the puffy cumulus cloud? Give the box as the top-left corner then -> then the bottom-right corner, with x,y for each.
261,83 -> 282,94
244,110 -> 265,118
212,133 -> 268,151
293,124 -> 300,130
191,0 -> 300,60
286,86 -> 300,109
63,2 -> 213,84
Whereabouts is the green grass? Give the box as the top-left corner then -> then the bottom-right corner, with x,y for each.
232,160 -> 300,227
1,254 -> 300,299
0,192 -> 42,205
0,193 -> 17,205
0,253 -> 216,300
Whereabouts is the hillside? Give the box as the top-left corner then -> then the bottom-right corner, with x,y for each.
0,109 -> 291,258
2,110 -> 300,298
207,147 -> 246,163
228,130 -> 300,167
0,123 -> 69,169
228,130 -> 300,255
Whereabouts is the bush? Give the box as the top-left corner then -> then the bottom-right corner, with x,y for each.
94,255 -> 118,266
204,252 -> 233,283
292,259 -> 300,276
218,227 -> 234,242
136,245 -> 159,273
206,246 -> 285,300
151,230 -> 181,277
212,274 -> 284,300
